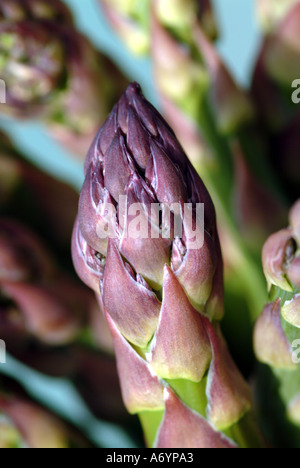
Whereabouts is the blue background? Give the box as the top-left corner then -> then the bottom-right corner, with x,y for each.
0,0 -> 260,447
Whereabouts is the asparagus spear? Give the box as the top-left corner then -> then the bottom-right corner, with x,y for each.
73,82 -> 263,448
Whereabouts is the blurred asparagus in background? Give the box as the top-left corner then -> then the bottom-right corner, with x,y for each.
0,0 -> 298,450
0,0 -> 128,157
0,219 -> 81,347
256,0 -> 297,32
0,216 -> 130,424
0,130 -> 133,427
252,0 -> 300,203
254,200 -> 300,448
150,0 -> 286,277
73,83 -> 264,448
0,375 -> 92,448
150,6 -> 286,242
100,0 -> 150,56
100,0 -> 218,56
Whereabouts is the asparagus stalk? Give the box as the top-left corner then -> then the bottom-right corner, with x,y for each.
0,130 -> 131,423
73,82 -> 263,448
254,200 -> 300,448
0,0 -> 127,157
100,0 -> 217,56
251,2 -> 300,203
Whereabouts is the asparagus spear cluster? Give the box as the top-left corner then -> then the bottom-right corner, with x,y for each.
0,0 -> 298,450
73,82 -> 263,448
0,217 -> 128,424
0,0 -> 127,157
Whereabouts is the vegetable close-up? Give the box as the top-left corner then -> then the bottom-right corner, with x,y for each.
0,0 -> 299,451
